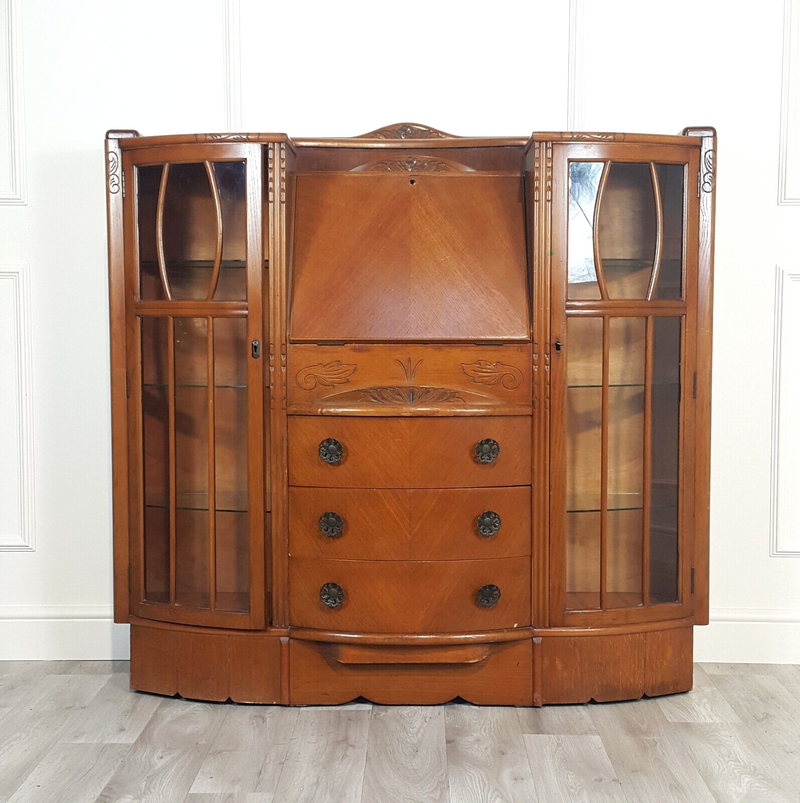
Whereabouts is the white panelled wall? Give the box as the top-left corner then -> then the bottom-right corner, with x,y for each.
0,0 -> 798,661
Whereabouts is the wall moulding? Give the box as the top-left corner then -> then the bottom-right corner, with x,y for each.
770,265 -> 800,557
0,0 -> 27,205
0,264 -> 35,551
779,0 -> 800,204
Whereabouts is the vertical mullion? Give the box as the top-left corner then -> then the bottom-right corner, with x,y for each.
207,316 -> 217,611
167,315 -> 176,606
642,315 -> 654,606
600,315 -> 609,610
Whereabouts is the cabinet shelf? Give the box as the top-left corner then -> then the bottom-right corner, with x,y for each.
145,491 -> 249,513
566,490 -> 677,513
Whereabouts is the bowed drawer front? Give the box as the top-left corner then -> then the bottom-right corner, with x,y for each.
287,416 -> 532,488
289,486 -> 531,561
289,556 -> 531,633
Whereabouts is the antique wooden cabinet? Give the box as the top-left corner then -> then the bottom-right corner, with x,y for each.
105,123 -> 716,705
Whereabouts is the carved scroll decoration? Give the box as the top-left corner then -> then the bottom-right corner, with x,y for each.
296,361 -> 357,390
701,149 -> 715,192
461,360 -> 524,390
107,151 -> 121,194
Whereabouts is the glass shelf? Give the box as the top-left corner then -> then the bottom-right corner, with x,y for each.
145,491 -> 248,513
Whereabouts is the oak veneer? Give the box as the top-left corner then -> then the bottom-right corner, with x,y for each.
106,123 -> 716,706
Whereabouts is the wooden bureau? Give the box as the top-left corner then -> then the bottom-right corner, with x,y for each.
105,123 -> 715,705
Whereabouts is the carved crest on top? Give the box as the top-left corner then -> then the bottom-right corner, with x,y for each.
359,123 -> 454,140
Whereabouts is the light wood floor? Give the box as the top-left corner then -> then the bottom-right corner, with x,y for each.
1,662 -> 800,802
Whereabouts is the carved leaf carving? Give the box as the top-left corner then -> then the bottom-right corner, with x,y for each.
701,150 -> 715,192
296,361 -> 357,390
107,151 -> 121,194
461,361 -> 524,390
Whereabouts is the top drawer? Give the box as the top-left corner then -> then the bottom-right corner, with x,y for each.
288,416 -> 531,488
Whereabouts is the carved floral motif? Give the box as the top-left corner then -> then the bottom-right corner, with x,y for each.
461,360 -> 524,390
296,361 -> 357,390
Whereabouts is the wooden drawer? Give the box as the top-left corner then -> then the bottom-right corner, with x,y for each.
289,487 -> 531,560
289,556 -> 531,633
288,416 -> 532,488
289,638 -> 533,705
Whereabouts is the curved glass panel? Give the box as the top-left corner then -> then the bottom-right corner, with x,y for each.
212,162 -> 247,301
568,162 -> 603,300
598,163 -> 657,299
653,163 -> 685,300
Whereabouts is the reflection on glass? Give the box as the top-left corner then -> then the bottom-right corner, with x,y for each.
598,163 -> 656,299
607,509 -> 643,608
568,162 -> 603,299
650,317 -> 681,603
654,164 -> 685,300
141,317 -> 169,602
137,161 -> 247,301
174,318 -> 210,608
566,512 -> 600,610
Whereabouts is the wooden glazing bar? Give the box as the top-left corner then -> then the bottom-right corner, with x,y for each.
155,164 -> 172,300
204,161 -> 224,301
647,162 -> 664,300
642,316 -> 654,606
566,300 -> 686,315
600,316 -> 609,610
207,317 -> 216,611
592,161 -> 611,300
167,316 -> 177,606
135,301 -> 247,317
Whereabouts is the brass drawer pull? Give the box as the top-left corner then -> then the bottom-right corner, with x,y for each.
476,511 -> 501,537
319,582 -> 344,608
319,438 -> 343,464
476,584 -> 501,608
474,438 -> 500,464
319,512 -> 344,537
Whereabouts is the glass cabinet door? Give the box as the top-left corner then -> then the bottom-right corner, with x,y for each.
124,144 -> 265,629
552,143 -> 699,625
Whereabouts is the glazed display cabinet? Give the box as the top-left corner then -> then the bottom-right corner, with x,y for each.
105,123 -> 716,705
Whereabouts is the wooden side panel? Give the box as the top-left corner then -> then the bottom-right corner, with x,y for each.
539,632 -> 646,703
644,626 -> 693,697
289,486 -> 531,561
289,638 -> 533,705
106,133 -> 137,623
288,416 -> 532,488
289,556 -> 530,633
287,343 -> 531,413
129,623 -> 283,703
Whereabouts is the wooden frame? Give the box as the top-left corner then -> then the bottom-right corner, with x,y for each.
105,124 -> 715,705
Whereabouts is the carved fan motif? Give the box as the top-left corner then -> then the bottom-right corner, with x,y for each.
359,386 -> 464,405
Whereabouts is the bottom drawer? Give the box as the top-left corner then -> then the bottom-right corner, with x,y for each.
289,556 -> 531,633
289,638 -> 533,705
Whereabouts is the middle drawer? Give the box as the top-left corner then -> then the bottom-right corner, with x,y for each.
289,487 -> 531,560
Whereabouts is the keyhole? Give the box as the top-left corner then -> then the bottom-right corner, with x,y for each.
409,179 -> 416,185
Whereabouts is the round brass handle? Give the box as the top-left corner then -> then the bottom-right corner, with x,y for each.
476,511 -> 502,537
319,582 -> 344,608
476,584 -> 501,608
319,438 -> 343,464
474,438 -> 500,464
319,512 -> 344,538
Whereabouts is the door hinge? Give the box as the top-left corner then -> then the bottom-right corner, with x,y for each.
697,170 -> 701,198
691,567 -> 695,594
128,565 -> 132,588
693,371 -> 697,399
122,171 -> 126,198
125,372 -> 130,398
